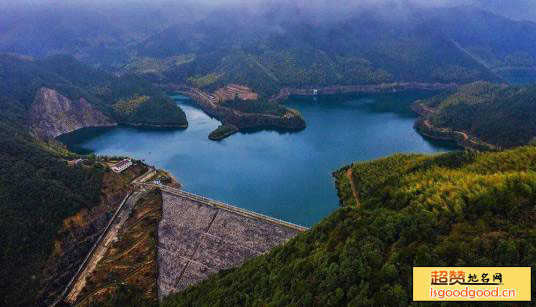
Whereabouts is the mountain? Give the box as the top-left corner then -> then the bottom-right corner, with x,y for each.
0,54 -> 187,138
0,116 -> 156,306
4,5 -> 536,96
0,2 -> 178,67
2,3 -> 536,306
124,6 -> 536,96
163,147 -> 536,306
413,82 -> 536,149
129,9 -> 501,96
422,6 -> 536,84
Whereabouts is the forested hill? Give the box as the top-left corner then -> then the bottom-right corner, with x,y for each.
163,148 -> 536,306
0,55 -> 186,305
415,82 -> 536,149
0,54 -> 187,133
123,6 -> 536,96
0,118 -> 105,306
5,5 -> 536,96
129,8 -> 503,96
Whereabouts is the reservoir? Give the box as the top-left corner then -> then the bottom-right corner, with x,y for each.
60,91 -> 458,227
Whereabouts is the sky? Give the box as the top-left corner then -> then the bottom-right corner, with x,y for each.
2,0 -> 536,23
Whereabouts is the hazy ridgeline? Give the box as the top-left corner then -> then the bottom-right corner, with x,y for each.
3,0 -> 536,97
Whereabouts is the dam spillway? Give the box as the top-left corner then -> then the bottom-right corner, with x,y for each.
157,188 -> 307,299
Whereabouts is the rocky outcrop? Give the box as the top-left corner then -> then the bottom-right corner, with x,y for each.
30,87 -> 116,139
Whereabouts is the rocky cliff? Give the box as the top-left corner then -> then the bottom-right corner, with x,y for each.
30,87 -> 116,139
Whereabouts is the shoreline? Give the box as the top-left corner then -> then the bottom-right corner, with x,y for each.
208,124 -> 239,141
162,85 -> 306,140
271,82 -> 460,102
411,102 -> 499,151
159,82 -> 462,140
54,122 -> 187,140
50,123 -> 119,139
126,122 -> 188,129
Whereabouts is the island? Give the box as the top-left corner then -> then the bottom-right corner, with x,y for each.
208,124 -> 239,141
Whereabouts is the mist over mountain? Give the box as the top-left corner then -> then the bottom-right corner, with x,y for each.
3,1 -> 536,95
469,0 -> 536,22
2,1 -> 536,94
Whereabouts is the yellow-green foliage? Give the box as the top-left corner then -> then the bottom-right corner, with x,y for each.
165,147 -> 536,306
114,95 -> 150,116
125,55 -> 196,75
347,147 -> 536,212
188,73 -> 222,88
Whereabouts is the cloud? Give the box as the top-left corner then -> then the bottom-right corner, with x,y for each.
2,0 -> 535,24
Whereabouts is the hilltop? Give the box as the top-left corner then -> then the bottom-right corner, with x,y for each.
176,85 -> 305,140
2,3 -> 536,306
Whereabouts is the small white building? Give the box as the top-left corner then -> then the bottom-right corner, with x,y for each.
111,159 -> 133,173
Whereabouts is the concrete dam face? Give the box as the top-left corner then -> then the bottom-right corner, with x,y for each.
158,190 -> 307,299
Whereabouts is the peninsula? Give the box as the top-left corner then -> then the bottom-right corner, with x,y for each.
412,82 -> 536,150
164,84 -> 305,140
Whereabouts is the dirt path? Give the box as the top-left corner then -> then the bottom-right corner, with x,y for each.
73,260 -> 154,306
52,167 -> 156,306
346,168 -> 360,207
104,233 -> 149,263
64,188 -> 148,303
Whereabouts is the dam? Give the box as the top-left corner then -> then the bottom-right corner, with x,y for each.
157,187 -> 307,299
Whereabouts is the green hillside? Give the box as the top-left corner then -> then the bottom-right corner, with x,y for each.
3,6 -> 536,95
0,120 -> 105,307
126,6 -> 536,96
0,54 -> 186,306
164,148 -> 536,306
425,6 -> 536,84
0,54 -> 187,129
417,82 -> 536,148
131,17 -> 500,96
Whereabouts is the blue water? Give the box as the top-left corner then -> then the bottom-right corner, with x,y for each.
59,92 -> 458,226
